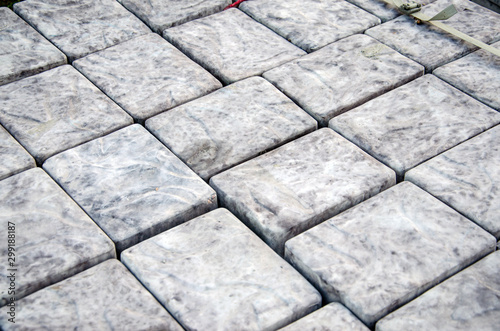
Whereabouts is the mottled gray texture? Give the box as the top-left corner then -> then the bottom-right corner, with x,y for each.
285,182 -> 496,327
146,77 -> 317,180
73,33 -> 222,122
376,251 -> 500,331
118,0 -> 231,33
0,125 -> 35,181
263,34 -> 424,126
329,75 -> 500,179
0,7 -> 66,86
366,0 -> 500,71
43,124 -> 217,253
0,168 -> 116,307
406,125 -> 500,239
345,0 -> 400,22
433,40 -> 500,111
163,9 -> 306,84
210,129 -> 395,255
0,65 -> 132,164
0,259 -> 184,330
122,208 -> 322,331
14,0 -> 151,62
239,0 -> 380,52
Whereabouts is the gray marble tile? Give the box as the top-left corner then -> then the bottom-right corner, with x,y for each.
0,7 -> 66,86
239,0 -> 380,53
73,33 -> 222,122
210,128 -> 395,255
329,75 -> 500,179
117,0 -> 231,33
0,168 -> 116,307
0,65 -> 133,164
285,182 -> 496,328
146,77 -> 317,180
43,124 -> 217,253
279,302 -> 369,331
345,0 -> 400,22
263,34 -> 424,126
0,259 -> 183,330
121,208 -> 322,331
14,0 -> 151,62
376,251 -> 500,331
365,0 -> 500,71
433,40 -> 500,111
0,125 -> 35,181
163,8 -> 306,84
406,125 -> 500,240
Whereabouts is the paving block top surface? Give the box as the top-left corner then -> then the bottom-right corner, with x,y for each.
146,76 -> 317,180
73,33 -> 222,121
345,0 -> 401,22
0,125 -> 35,181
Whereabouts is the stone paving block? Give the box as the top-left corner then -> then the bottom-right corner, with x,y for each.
0,259 -> 184,330
163,8 -> 306,84
210,128 -> 395,255
118,0 -> 231,33
263,34 -> 424,126
43,124 -> 217,253
279,302 -> 369,331
406,125 -> 500,240
329,75 -> 500,179
0,168 -> 116,307
366,0 -> 500,71
0,65 -> 133,164
0,7 -> 66,86
146,77 -> 317,180
285,182 -> 496,328
345,0 -> 401,22
0,125 -> 35,181
433,40 -> 500,111
239,0 -> 380,53
73,33 -> 222,122
121,208 -> 322,331
14,0 -> 151,62
376,251 -> 500,331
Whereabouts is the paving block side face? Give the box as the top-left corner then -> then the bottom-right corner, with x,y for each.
329,74 -> 500,179
263,34 -> 424,126
376,251 -> 500,331
285,182 -> 496,327
0,168 -> 116,307
0,125 -> 35,181
146,77 -> 317,180
13,0 -> 151,62
43,124 -> 217,253
0,7 -> 66,86
122,208 -> 322,331
210,128 -> 396,255
163,8 -> 306,84
73,33 -> 222,122
0,259 -> 184,330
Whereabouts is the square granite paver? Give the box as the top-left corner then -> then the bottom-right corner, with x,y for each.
329,75 -> 500,179
14,0 -> 151,62
43,124 -> 217,253
0,7 -> 66,86
239,0 -> 380,52
0,168 -> 116,306
210,128 -> 395,255
0,125 -> 35,181
0,65 -> 132,164
366,0 -> 500,71
406,125 -> 500,239
146,77 -> 317,180
73,33 -> 222,122
121,208 -> 322,331
0,259 -> 184,330
163,8 -> 306,84
117,0 -> 231,33
285,182 -> 496,327
263,34 -> 424,126
376,251 -> 500,331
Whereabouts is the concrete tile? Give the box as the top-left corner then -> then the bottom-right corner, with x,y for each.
0,125 -> 35,181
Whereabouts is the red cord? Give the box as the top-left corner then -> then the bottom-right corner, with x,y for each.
224,0 -> 248,10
